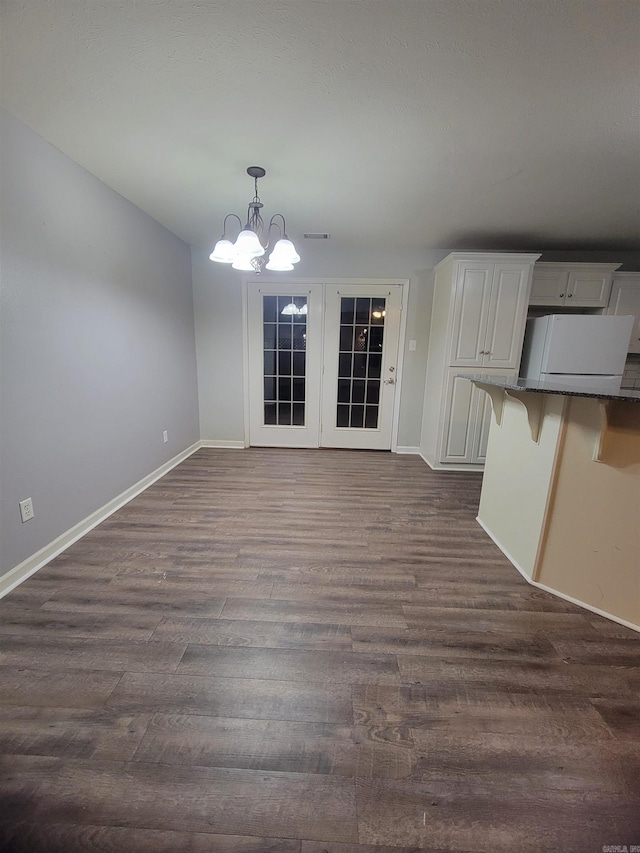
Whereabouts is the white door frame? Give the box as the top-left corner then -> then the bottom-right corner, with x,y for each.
242,277 -> 410,451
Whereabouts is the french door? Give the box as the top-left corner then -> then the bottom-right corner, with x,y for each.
247,283 -> 323,447
246,281 -> 403,450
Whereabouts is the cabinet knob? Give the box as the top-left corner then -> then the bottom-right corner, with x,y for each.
567,293 -> 573,298
559,293 -> 565,298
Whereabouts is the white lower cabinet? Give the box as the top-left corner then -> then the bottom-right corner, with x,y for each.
439,370 -> 515,466
440,372 -> 477,464
473,382 -> 496,463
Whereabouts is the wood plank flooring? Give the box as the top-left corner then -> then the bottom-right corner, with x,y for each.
1,447 -> 639,852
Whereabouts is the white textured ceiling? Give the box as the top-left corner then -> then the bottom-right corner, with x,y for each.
1,0 -> 639,251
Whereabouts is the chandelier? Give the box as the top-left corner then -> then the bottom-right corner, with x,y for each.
209,166 -> 300,274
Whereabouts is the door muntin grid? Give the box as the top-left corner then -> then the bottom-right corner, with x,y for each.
336,296 -> 385,429
263,295 -> 307,426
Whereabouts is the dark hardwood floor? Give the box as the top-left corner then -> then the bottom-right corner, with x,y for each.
1,447 -> 638,852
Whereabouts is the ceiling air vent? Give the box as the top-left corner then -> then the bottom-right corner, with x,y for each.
303,233 -> 330,239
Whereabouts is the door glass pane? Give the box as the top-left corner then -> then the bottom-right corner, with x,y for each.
368,353 -> 381,378
366,380 -> 380,405
352,379 -> 365,404
340,325 -> 354,351
350,404 -> 365,428
263,295 -> 277,323
353,353 -> 367,377
278,351 -> 291,374
278,402 -> 292,425
335,296 -> 385,429
264,377 -> 276,401
292,352 -> 305,376
340,297 -> 355,324
337,379 -> 350,404
278,377 -> 292,401
263,295 -> 307,426
365,406 -> 378,428
338,353 -> 352,377
264,324 -> 276,349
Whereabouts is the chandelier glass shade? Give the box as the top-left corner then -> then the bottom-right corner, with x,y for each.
209,167 -> 300,274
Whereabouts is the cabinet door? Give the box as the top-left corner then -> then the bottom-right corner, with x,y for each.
471,370 -> 517,463
567,270 -> 613,307
439,372 -> 479,464
448,263 -> 492,367
483,265 -> 531,369
529,267 -> 568,306
471,386 -> 494,464
607,278 -> 640,354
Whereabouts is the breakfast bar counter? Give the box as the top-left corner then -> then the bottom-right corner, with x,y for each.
462,375 -> 640,631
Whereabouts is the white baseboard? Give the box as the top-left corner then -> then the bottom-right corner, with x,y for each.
199,439 -> 246,449
476,516 -> 534,580
419,451 -> 433,468
476,516 -> 640,635
419,451 -> 484,472
0,442 -> 201,600
395,446 -> 420,455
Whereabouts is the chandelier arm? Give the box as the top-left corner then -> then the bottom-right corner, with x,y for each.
265,217 -> 284,251
269,213 -> 287,236
222,213 -> 243,236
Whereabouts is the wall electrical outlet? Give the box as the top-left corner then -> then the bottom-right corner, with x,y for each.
19,498 -> 34,523
409,339 -> 417,351
163,430 -> 168,443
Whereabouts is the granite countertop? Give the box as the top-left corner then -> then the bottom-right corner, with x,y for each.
460,374 -> 640,403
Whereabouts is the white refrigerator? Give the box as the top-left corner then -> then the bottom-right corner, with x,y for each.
520,314 -> 634,390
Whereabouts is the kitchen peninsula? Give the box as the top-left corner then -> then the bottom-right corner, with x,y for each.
464,375 -> 640,631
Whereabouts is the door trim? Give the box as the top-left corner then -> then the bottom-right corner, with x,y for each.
242,277 -> 410,451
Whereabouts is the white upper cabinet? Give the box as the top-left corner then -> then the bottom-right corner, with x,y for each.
607,273 -> 640,354
484,264 -> 533,368
529,263 -> 620,307
529,265 -> 568,306
448,263 -> 492,368
449,260 -> 533,369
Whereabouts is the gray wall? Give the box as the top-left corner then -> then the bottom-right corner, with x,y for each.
0,110 -> 200,577
192,242 -> 447,448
